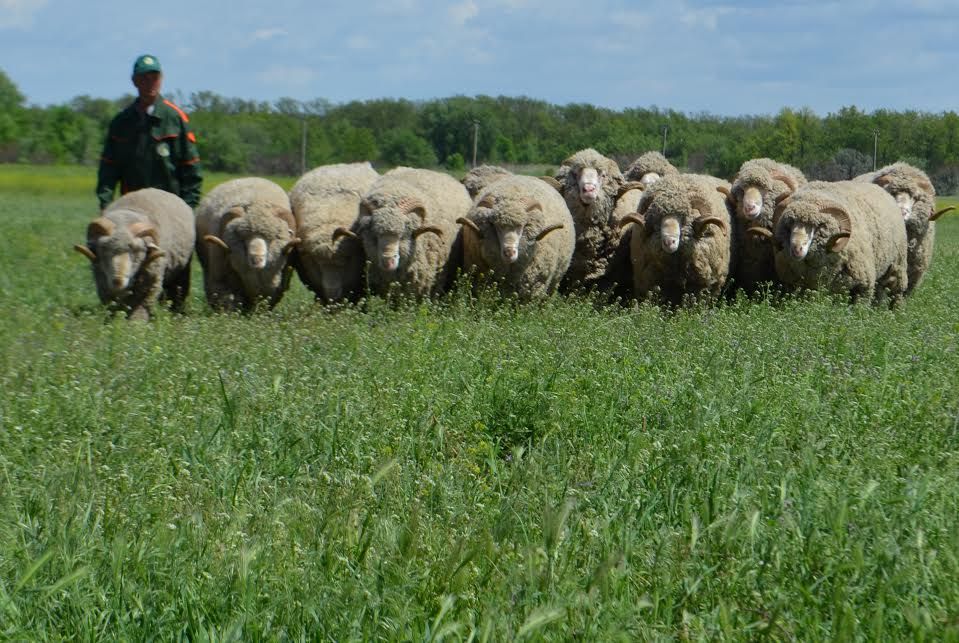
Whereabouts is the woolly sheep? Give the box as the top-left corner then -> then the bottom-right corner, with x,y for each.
456,174 -> 575,300
357,167 -> 471,298
289,162 -> 379,304
854,162 -> 954,294
73,188 -> 195,320
770,181 -> 908,306
461,164 -> 512,199
553,148 -> 638,294
624,151 -> 680,187
621,173 -> 734,305
195,177 -> 299,312
728,158 -> 807,293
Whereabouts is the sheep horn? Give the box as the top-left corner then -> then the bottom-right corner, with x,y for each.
746,226 -> 773,240
770,171 -> 798,193
616,181 -> 645,198
332,227 -> 359,242
221,206 -> 244,229
412,225 -> 443,239
397,197 -> 426,219
283,238 -> 301,255
456,217 -> 481,233
539,176 -> 563,192
821,206 -> 852,252
144,243 -> 166,263
694,217 -> 727,237
129,221 -> 159,241
87,217 -> 114,239
772,194 -> 793,229
931,206 -> 956,221
535,224 -> 565,241
203,234 -> 230,251
716,185 -> 733,200
618,213 -> 645,228
521,198 -> 543,214
477,195 -> 495,209
73,244 -> 96,261
638,196 -> 655,217
689,195 -> 712,218
875,174 -> 893,187
275,207 -> 297,233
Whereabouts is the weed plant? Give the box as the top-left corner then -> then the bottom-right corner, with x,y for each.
2,170 -> 959,639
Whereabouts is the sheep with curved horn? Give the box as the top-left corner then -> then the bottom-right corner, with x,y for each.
73,188 -> 195,320
289,162 -> 379,304
728,158 -> 807,295
457,174 -> 575,300
772,180 -> 907,306
620,173 -> 735,306
855,162 -> 949,294
356,167 -> 471,299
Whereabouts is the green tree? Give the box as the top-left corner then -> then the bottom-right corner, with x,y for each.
380,128 -> 437,167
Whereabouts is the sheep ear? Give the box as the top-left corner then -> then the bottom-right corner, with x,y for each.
413,226 -> 443,239
87,217 -> 114,239
534,224 -> 564,241
931,206 -> 956,221
332,227 -> 359,242
74,244 -> 97,261
204,234 -> 230,251
456,217 -> 481,233
618,213 -> 645,228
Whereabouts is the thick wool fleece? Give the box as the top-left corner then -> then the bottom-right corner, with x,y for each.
461,164 -> 512,199
856,162 -> 938,294
624,151 -> 680,183
460,174 -> 575,300
289,162 -> 379,303
629,174 -> 734,305
772,181 -> 907,306
84,188 -> 195,319
195,177 -> 296,311
730,158 -> 807,293
358,167 -> 471,298
553,148 -> 632,292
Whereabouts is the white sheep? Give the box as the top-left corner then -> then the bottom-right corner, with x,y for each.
728,158 -> 806,293
855,162 -> 954,294
621,173 -> 734,305
771,181 -> 908,306
624,151 -> 680,188
73,188 -> 195,320
552,148 -> 636,295
195,177 -> 300,312
357,167 -> 472,298
461,164 -> 512,200
456,174 -> 575,300
289,162 -> 379,304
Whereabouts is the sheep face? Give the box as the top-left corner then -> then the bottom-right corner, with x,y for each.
77,217 -> 164,295
221,211 -> 297,273
774,203 -> 851,263
660,215 -> 682,253
893,191 -> 914,221
357,199 -> 441,277
740,186 -> 764,221
575,167 -> 605,205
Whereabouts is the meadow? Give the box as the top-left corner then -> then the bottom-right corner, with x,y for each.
2,165 -> 959,640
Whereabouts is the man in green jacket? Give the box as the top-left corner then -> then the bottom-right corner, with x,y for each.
96,54 -> 203,210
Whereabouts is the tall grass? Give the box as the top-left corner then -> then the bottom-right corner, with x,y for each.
2,166 -> 959,639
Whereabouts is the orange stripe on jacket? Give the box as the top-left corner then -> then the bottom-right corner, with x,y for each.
163,99 -> 190,123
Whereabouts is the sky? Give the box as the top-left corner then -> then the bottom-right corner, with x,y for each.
2,0 -> 958,117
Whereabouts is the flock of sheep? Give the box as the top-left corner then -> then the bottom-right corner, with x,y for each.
73,149 -> 955,319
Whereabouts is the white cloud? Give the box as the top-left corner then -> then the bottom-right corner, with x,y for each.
255,65 -> 318,87
449,0 -> 479,26
0,0 -> 47,29
251,27 -> 287,42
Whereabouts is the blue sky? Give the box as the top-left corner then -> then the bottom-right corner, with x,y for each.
2,0 -> 958,116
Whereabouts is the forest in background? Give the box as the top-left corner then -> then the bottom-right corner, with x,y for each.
3,68 -> 959,193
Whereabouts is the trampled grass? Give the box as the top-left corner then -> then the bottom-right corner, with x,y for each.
2,166 -> 959,639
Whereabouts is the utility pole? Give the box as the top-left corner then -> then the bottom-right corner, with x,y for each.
662,125 -> 668,156
300,115 -> 308,176
873,130 -> 879,171
472,121 -> 480,168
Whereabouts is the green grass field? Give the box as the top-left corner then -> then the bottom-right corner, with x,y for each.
2,165 -> 959,640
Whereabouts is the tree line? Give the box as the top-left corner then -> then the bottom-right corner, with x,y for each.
3,68 -> 959,194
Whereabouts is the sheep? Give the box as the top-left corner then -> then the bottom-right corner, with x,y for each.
552,148 -> 639,295
769,180 -> 908,306
356,167 -> 472,298
854,162 -> 954,294
288,162 -> 379,304
727,158 -> 807,294
456,174 -> 575,300
624,151 -> 680,187
195,177 -> 299,312
620,173 -> 734,306
461,164 -> 512,199
73,188 -> 194,320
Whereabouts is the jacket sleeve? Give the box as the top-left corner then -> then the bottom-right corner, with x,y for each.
96,122 -> 120,209
176,120 -> 203,208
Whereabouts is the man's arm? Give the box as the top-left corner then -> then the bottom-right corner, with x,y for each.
176,121 -> 202,208
95,125 -> 120,209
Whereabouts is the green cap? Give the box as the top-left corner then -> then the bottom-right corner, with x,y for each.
132,55 -> 162,76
